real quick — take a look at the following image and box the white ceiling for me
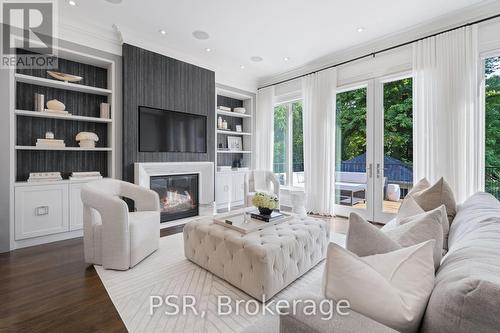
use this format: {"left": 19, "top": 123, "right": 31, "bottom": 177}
{"left": 60, "top": 0, "right": 490, "bottom": 89}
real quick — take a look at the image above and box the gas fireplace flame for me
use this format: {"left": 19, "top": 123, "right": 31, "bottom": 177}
{"left": 160, "top": 189, "right": 195, "bottom": 212}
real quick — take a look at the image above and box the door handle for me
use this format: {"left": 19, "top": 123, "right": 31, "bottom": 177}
{"left": 376, "top": 163, "right": 381, "bottom": 178}
{"left": 368, "top": 164, "right": 373, "bottom": 178}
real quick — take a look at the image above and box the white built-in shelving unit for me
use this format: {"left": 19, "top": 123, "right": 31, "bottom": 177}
{"left": 9, "top": 44, "right": 116, "bottom": 250}
{"left": 214, "top": 87, "right": 255, "bottom": 210}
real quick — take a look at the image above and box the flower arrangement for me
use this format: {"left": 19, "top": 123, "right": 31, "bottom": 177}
{"left": 252, "top": 192, "right": 279, "bottom": 215}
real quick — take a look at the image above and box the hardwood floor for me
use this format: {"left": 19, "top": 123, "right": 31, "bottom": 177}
{"left": 1, "top": 218, "right": 357, "bottom": 332}
{"left": 0, "top": 225, "right": 184, "bottom": 333}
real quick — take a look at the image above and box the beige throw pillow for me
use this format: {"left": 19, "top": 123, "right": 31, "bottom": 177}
{"left": 407, "top": 178, "right": 431, "bottom": 196}
{"left": 411, "top": 177, "right": 457, "bottom": 224}
{"left": 322, "top": 241, "right": 436, "bottom": 333}
{"left": 347, "top": 207, "right": 445, "bottom": 269}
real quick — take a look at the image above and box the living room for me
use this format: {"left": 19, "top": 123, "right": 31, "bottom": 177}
{"left": 1, "top": 0, "right": 500, "bottom": 332}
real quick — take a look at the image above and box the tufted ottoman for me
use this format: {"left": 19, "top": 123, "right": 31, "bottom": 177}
{"left": 183, "top": 214, "right": 329, "bottom": 300}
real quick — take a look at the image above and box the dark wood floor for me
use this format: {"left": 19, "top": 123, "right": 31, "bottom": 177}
{"left": 0, "top": 225, "right": 184, "bottom": 332}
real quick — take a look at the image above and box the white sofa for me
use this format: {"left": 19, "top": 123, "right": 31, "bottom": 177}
{"left": 81, "top": 179, "right": 160, "bottom": 270}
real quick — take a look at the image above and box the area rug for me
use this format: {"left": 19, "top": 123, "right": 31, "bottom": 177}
{"left": 95, "top": 231, "right": 346, "bottom": 333}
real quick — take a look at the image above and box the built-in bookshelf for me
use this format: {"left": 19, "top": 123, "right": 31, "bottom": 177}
{"left": 9, "top": 46, "right": 116, "bottom": 250}
{"left": 215, "top": 87, "right": 254, "bottom": 172}
{"left": 12, "top": 48, "right": 115, "bottom": 181}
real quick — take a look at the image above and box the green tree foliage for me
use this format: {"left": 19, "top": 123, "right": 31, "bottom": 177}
{"left": 383, "top": 79, "right": 413, "bottom": 166}
{"left": 273, "top": 101, "right": 305, "bottom": 174}
{"left": 273, "top": 104, "right": 287, "bottom": 173}
{"left": 335, "top": 80, "right": 413, "bottom": 167}
{"left": 336, "top": 88, "right": 367, "bottom": 162}
{"left": 485, "top": 56, "right": 500, "bottom": 168}
{"left": 292, "top": 101, "right": 304, "bottom": 171}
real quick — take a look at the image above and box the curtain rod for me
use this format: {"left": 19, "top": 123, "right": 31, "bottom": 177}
{"left": 258, "top": 12, "right": 500, "bottom": 90}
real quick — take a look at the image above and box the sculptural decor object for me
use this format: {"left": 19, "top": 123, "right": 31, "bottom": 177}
{"left": 46, "top": 99, "right": 65, "bottom": 111}
{"left": 47, "top": 70, "right": 83, "bottom": 83}
{"left": 76, "top": 132, "right": 99, "bottom": 148}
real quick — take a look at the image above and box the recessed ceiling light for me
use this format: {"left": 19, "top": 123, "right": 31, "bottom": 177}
{"left": 159, "top": 29, "right": 167, "bottom": 35}
{"left": 68, "top": 0, "right": 77, "bottom": 6}
{"left": 192, "top": 30, "right": 210, "bottom": 40}
{"left": 205, "top": 48, "right": 212, "bottom": 52}
{"left": 250, "top": 56, "right": 263, "bottom": 62}
{"left": 283, "top": 57, "right": 289, "bottom": 61}
{"left": 357, "top": 27, "right": 365, "bottom": 33}
{"left": 104, "top": 0, "right": 123, "bottom": 3}
{"left": 240, "top": 65, "right": 245, "bottom": 69}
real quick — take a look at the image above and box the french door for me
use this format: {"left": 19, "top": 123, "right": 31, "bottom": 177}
{"left": 334, "top": 74, "right": 414, "bottom": 223}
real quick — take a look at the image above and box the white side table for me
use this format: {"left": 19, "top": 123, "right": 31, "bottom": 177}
{"left": 290, "top": 190, "right": 307, "bottom": 217}
{"left": 387, "top": 184, "right": 401, "bottom": 202}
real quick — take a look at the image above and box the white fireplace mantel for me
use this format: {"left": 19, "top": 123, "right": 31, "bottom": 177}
{"left": 134, "top": 162, "right": 214, "bottom": 204}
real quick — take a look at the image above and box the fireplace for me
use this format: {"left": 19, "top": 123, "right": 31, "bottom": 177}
{"left": 150, "top": 173, "right": 199, "bottom": 222}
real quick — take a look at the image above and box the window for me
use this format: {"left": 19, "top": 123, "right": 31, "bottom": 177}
{"left": 273, "top": 101, "right": 304, "bottom": 187}
{"left": 485, "top": 56, "right": 500, "bottom": 200}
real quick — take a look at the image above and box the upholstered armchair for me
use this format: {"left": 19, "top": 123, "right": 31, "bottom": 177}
{"left": 81, "top": 179, "right": 160, "bottom": 270}
{"left": 244, "top": 170, "right": 280, "bottom": 206}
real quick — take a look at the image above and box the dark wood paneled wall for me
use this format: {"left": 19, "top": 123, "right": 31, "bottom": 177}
{"left": 16, "top": 49, "right": 108, "bottom": 89}
{"left": 216, "top": 95, "right": 245, "bottom": 167}
{"left": 122, "top": 44, "right": 215, "bottom": 183}
{"left": 15, "top": 51, "right": 109, "bottom": 181}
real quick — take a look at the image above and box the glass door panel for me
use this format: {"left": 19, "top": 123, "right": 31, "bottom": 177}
{"left": 381, "top": 78, "right": 413, "bottom": 214}
{"left": 485, "top": 56, "right": 500, "bottom": 200}
{"left": 292, "top": 101, "right": 305, "bottom": 187}
{"left": 335, "top": 85, "right": 371, "bottom": 219}
{"left": 273, "top": 104, "right": 288, "bottom": 185}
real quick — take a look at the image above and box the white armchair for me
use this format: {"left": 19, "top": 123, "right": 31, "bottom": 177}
{"left": 81, "top": 179, "right": 160, "bottom": 270}
{"left": 244, "top": 170, "right": 280, "bottom": 206}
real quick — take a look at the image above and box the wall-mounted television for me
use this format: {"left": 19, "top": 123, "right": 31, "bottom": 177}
{"left": 138, "top": 106, "right": 207, "bottom": 153}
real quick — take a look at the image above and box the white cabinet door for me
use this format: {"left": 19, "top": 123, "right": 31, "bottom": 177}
{"left": 231, "top": 172, "right": 245, "bottom": 203}
{"left": 69, "top": 183, "right": 84, "bottom": 231}
{"left": 215, "top": 173, "right": 232, "bottom": 206}
{"left": 15, "top": 184, "right": 69, "bottom": 240}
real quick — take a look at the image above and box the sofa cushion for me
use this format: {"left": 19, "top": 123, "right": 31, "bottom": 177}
{"left": 347, "top": 208, "right": 445, "bottom": 269}
{"left": 421, "top": 192, "right": 500, "bottom": 333}
{"left": 412, "top": 177, "right": 457, "bottom": 225}
{"left": 407, "top": 178, "right": 431, "bottom": 196}
{"left": 322, "top": 241, "right": 435, "bottom": 333}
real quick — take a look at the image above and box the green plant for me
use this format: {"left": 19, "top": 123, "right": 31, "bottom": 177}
{"left": 252, "top": 192, "right": 279, "bottom": 209}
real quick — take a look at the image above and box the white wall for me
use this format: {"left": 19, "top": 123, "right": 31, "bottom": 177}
{"left": 272, "top": 17, "right": 500, "bottom": 101}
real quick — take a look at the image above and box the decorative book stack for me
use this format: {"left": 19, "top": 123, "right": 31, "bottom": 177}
{"left": 69, "top": 171, "right": 102, "bottom": 181}
{"left": 43, "top": 109, "right": 71, "bottom": 116}
{"left": 218, "top": 106, "right": 231, "bottom": 112}
{"left": 28, "top": 172, "right": 63, "bottom": 182}
{"left": 36, "top": 138, "right": 66, "bottom": 148}
{"left": 250, "top": 210, "right": 285, "bottom": 222}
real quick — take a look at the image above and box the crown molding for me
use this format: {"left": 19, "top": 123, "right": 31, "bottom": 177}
{"left": 258, "top": 0, "right": 500, "bottom": 87}
{"left": 58, "top": 18, "right": 258, "bottom": 92}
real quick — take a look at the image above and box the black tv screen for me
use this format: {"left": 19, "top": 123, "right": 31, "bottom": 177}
{"left": 138, "top": 106, "right": 207, "bottom": 153}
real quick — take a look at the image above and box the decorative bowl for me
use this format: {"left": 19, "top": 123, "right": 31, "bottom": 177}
{"left": 47, "top": 70, "right": 83, "bottom": 83}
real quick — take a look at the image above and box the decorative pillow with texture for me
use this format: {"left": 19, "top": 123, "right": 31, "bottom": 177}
{"left": 347, "top": 207, "right": 445, "bottom": 269}
{"left": 407, "top": 178, "right": 431, "bottom": 196}
{"left": 322, "top": 241, "right": 436, "bottom": 333}
{"left": 383, "top": 191, "right": 426, "bottom": 231}
{"left": 411, "top": 177, "right": 457, "bottom": 224}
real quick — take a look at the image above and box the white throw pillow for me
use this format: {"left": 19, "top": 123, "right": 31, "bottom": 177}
{"left": 347, "top": 207, "right": 445, "bottom": 270}
{"left": 322, "top": 241, "right": 435, "bottom": 333}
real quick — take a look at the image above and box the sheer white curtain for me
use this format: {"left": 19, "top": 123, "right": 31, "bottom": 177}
{"left": 413, "top": 25, "right": 482, "bottom": 203}
{"left": 302, "top": 68, "right": 337, "bottom": 215}
{"left": 255, "top": 86, "right": 275, "bottom": 170}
